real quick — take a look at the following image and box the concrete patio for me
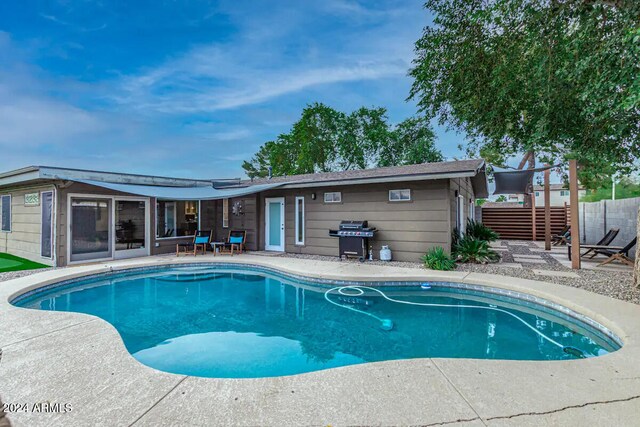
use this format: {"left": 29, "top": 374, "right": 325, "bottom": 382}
{"left": 1, "top": 254, "right": 640, "bottom": 426}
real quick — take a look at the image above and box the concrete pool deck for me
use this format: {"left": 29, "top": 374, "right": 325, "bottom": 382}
{"left": 1, "top": 254, "right": 640, "bottom": 426}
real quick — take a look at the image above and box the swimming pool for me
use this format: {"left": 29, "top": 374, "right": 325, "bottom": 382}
{"left": 12, "top": 264, "right": 621, "bottom": 378}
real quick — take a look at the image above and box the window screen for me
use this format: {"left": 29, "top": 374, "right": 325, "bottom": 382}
{"left": 41, "top": 192, "right": 53, "bottom": 258}
{"left": 1, "top": 195, "right": 10, "bottom": 232}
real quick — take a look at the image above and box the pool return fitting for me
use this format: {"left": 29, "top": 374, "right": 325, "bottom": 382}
{"left": 324, "top": 285, "right": 587, "bottom": 358}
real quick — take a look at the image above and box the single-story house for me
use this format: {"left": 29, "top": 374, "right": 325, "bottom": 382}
{"left": 0, "top": 159, "right": 488, "bottom": 266}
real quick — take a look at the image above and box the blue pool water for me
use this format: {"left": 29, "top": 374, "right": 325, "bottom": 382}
{"left": 13, "top": 265, "right": 620, "bottom": 378}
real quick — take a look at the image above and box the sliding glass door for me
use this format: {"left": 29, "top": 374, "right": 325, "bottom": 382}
{"left": 114, "top": 200, "right": 147, "bottom": 259}
{"left": 69, "top": 196, "right": 149, "bottom": 263}
{"left": 70, "top": 198, "right": 112, "bottom": 262}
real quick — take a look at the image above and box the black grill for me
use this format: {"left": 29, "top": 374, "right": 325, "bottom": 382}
{"left": 329, "top": 220, "right": 377, "bottom": 261}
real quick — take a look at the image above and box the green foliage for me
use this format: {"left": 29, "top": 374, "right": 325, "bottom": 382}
{"left": 465, "top": 219, "right": 499, "bottom": 242}
{"left": 453, "top": 237, "right": 500, "bottom": 264}
{"left": 495, "top": 195, "right": 507, "bottom": 202}
{"left": 475, "top": 198, "right": 488, "bottom": 207}
{"left": 580, "top": 176, "right": 640, "bottom": 202}
{"left": 378, "top": 116, "right": 443, "bottom": 167}
{"left": 422, "top": 246, "right": 456, "bottom": 271}
{"left": 242, "top": 103, "right": 443, "bottom": 178}
{"left": 409, "top": 0, "right": 640, "bottom": 189}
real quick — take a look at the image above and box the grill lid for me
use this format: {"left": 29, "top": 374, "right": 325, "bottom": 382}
{"left": 339, "top": 220, "right": 368, "bottom": 230}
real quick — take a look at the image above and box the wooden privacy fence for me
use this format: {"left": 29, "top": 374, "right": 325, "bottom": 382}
{"left": 481, "top": 206, "right": 569, "bottom": 240}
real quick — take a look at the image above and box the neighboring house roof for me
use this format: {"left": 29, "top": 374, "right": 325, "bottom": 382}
{"left": 0, "top": 159, "right": 489, "bottom": 199}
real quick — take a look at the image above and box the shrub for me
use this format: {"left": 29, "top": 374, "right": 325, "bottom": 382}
{"left": 465, "top": 219, "right": 499, "bottom": 242}
{"left": 422, "top": 247, "right": 456, "bottom": 271}
{"left": 454, "top": 236, "right": 500, "bottom": 264}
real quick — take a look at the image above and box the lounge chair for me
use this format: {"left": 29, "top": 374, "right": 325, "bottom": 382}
{"left": 552, "top": 226, "right": 570, "bottom": 246}
{"left": 594, "top": 237, "right": 637, "bottom": 266}
{"left": 567, "top": 228, "right": 620, "bottom": 260}
{"left": 176, "top": 230, "right": 212, "bottom": 256}
{"left": 219, "top": 230, "right": 247, "bottom": 255}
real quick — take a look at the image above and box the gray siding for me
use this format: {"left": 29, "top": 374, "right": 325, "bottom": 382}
{"left": 214, "top": 195, "right": 259, "bottom": 251}
{"left": 0, "top": 184, "right": 56, "bottom": 266}
{"left": 259, "top": 180, "right": 452, "bottom": 262}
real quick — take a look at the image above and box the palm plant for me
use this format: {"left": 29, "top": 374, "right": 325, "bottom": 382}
{"left": 453, "top": 236, "right": 500, "bottom": 264}
{"left": 465, "top": 219, "right": 499, "bottom": 242}
{"left": 422, "top": 246, "right": 456, "bottom": 271}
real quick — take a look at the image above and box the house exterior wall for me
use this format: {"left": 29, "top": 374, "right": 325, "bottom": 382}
{"left": 0, "top": 184, "right": 57, "bottom": 266}
{"left": 257, "top": 179, "right": 455, "bottom": 262}
{"left": 213, "top": 194, "right": 259, "bottom": 250}
{"left": 450, "top": 177, "right": 475, "bottom": 234}
{"left": 1, "top": 176, "right": 479, "bottom": 266}
{"left": 534, "top": 189, "right": 587, "bottom": 206}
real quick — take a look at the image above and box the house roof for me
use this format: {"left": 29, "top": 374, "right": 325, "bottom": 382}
{"left": 247, "top": 159, "right": 488, "bottom": 196}
{"left": 250, "top": 159, "right": 484, "bottom": 185}
{"left": 0, "top": 166, "right": 238, "bottom": 188}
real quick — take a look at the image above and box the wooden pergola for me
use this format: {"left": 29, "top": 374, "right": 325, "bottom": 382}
{"left": 492, "top": 154, "right": 581, "bottom": 269}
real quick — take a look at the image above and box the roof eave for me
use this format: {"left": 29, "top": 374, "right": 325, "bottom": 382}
{"left": 277, "top": 170, "right": 479, "bottom": 189}
{"left": 0, "top": 167, "right": 43, "bottom": 188}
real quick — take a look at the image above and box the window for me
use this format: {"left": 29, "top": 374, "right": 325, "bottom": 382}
{"left": 535, "top": 192, "right": 540, "bottom": 197}
{"left": 295, "top": 196, "right": 304, "bottom": 245}
{"left": 156, "top": 200, "right": 199, "bottom": 238}
{"left": 560, "top": 190, "right": 569, "bottom": 196}
{"left": 389, "top": 189, "right": 411, "bottom": 202}
{"left": 222, "top": 198, "right": 229, "bottom": 228}
{"left": 41, "top": 191, "right": 53, "bottom": 258}
{"left": 1, "top": 195, "right": 10, "bottom": 232}
{"left": 324, "top": 192, "right": 341, "bottom": 203}
{"left": 456, "top": 193, "right": 464, "bottom": 238}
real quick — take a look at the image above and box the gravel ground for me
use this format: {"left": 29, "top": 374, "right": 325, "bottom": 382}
{"left": 0, "top": 268, "right": 55, "bottom": 283}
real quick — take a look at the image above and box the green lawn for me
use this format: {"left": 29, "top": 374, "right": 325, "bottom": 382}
{"left": 0, "top": 253, "right": 49, "bottom": 273}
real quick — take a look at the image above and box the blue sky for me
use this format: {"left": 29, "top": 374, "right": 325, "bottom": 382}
{"left": 0, "top": 0, "right": 468, "bottom": 179}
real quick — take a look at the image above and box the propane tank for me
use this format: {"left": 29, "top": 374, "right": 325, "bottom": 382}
{"left": 379, "top": 245, "right": 392, "bottom": 261}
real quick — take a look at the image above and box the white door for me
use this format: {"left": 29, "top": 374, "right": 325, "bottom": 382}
{"left": 265, "top": 197, "right": 285, "bottom": 251}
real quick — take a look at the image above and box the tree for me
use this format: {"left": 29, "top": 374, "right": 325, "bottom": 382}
{"left": 495, "top": 195, "right": 508, "bottom": 202}
{"left": 580, "top": 176, "right": 640, "bottom": 202}
{"left": 242, "top": 103, "right": 444, "bottom": 177}
{"left": 409, "top": 0, "right": 640, "bottom": 189}
{"left": 379, "top": 116, "right": 443, "bottom": 167}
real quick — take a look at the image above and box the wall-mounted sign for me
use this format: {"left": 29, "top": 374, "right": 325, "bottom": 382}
{"left": 24, "top": 193, "right": 40, "bottom": 206}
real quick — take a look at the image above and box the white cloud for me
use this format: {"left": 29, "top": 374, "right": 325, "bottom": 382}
{"left": 0, "top": 94, "right": 103, "bottom": 148}
{"left": 109, "top": 1, "right": 422, "bottom": 115}
{"left": 115, "top": 56, "right": 407, "bottom": 114}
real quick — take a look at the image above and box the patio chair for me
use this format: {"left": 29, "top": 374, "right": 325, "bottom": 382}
{"left": 594, "top": 237, "right": 637, "bottom": 267}
{"left": 176, "top": 230, "right": 212, "bottom": 256}
{"left": 551, "top": 225, "right": 570, "bottom": 246}
{"left": 567, "top": 228, "right": 620, "bottom": 260}
{"left": 219, "top": 230, "right": 247, "bottom": 255}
